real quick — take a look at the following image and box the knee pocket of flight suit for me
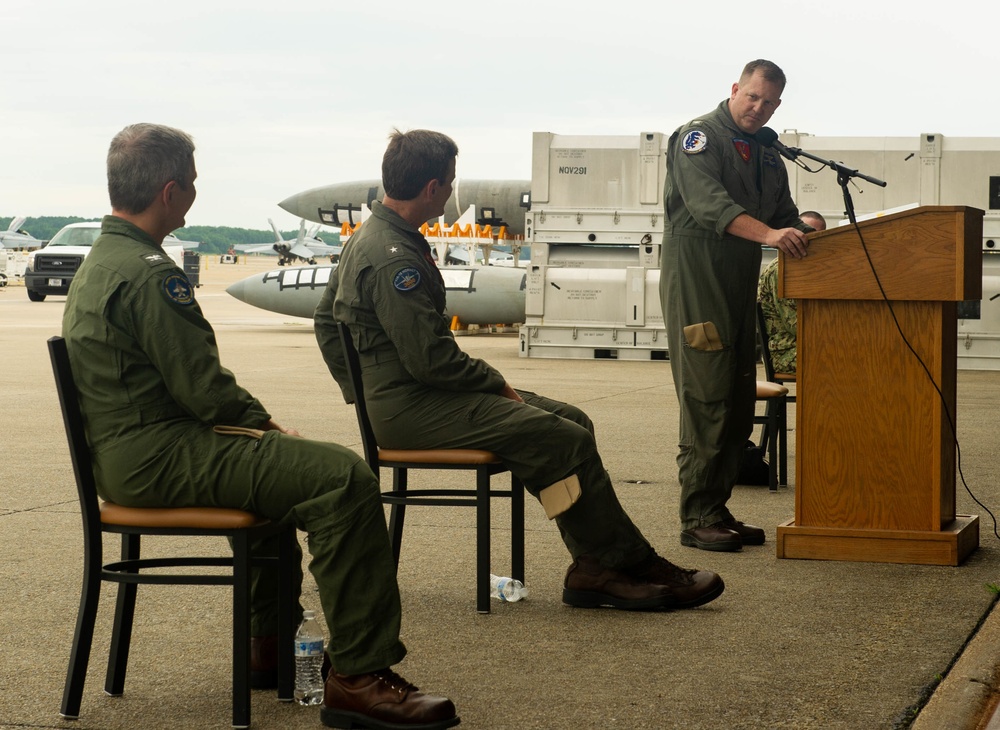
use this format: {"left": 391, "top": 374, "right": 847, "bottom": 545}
{"left": 680, "top": 321, "right": 735, "bottom": 404}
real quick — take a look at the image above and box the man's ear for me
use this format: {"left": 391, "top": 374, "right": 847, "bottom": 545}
{"left": 161, "top": 180, "right": 178, "bottom": 206}
{"left": 423, "top": 177, "right": 440, "bottom": 200}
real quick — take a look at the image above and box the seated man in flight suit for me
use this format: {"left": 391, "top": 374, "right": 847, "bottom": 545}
{"left": 314, "top": 128, "right": 726, "bottom": 611}
{"left": 63, "top": 122, "right": 459, "bottom": 730}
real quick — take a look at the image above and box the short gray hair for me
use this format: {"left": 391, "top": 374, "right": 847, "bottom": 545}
{"left": 107, "top": 123, "right": 195, "bottom": 214}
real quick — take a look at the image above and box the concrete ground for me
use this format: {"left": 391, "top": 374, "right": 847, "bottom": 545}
{"left": 1, "top": 255, "right": 999, "bottom": 730}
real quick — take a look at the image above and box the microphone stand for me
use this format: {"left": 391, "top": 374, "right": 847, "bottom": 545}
{"left": 779, "top": 146, "right": 887, "bottom": 225}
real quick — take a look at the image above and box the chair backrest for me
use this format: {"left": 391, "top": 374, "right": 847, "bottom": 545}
{"left": 336, "top": 322, "right": 380, "bottom": 470}
{"left": 48, "top": 336, "right": 103, "bottom": 546}
{"left": 755, "top": 301, "right": 779, "bottom": 382}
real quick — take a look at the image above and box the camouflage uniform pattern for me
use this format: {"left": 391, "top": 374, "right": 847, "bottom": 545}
{"left": 757, "top": 257, "right": 797, "bottom": 374}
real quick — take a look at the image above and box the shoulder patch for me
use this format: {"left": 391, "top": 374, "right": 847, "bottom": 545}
{"left": 162, "top": 273, "right": 195, "bottom": 305}
{"left": 392, "top": 267, "right": 421, "bottom": 292}
{"left": 682, "top": 130, "right": 708, "bottom": 154}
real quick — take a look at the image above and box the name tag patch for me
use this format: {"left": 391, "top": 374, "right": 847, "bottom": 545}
{"left": 733, "top": 139, "right": 751, "bottom": 162}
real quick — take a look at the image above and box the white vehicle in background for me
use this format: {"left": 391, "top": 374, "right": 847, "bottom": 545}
{"left": 24, "top": 222, "right": 198, "bottom": 301}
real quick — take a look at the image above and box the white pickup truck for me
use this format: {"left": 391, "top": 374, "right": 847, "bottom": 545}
{"left": 24, "top": 222, "right": 196, "bottom": 301}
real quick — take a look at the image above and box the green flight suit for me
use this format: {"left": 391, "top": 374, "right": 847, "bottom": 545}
{"left": 314, "top": 202, "right": 651, "bottom": 569}
{"left": 660, "top": 101, "right": 806, "bottom": 529}
{"left": 62, "top": 216, "right": 404, "bottom": 674}
{"left": 758, "top": 258, "right": 798, "bottom": 374}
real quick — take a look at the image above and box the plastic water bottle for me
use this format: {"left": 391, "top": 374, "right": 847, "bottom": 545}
{"left": 490, "top": 574, "right": 528, "bottom": 602}
{"left": 294, "top": 610, "right": 325, "bottom": 706}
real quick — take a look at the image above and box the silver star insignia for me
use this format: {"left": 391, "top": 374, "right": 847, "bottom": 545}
{"left": 389, "top": 246, "right": 398, "bottom": 253}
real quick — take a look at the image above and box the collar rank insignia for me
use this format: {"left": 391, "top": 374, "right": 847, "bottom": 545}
{"left": 393, "top": 266, "right": 421, "bottom": 292}
{"left": 733, "top": 139, "right": 751, "bottom": 163}
{"left": 682, "top": 130, "right": 708, "bottom": 154}
{"left": 163, "top": 273, "right": 194, "bottom": 305}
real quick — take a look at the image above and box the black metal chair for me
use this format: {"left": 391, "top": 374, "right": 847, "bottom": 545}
{"left": 755, "top": 303, "right": 792, "bottom": 490}
{"left": 336, "top": 322, "right": 525, "bottom": 613}
{"left": 49, "top": 336, "right": 296, "bottom": 729}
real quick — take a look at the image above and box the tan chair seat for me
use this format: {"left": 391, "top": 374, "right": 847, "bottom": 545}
{"left": 377, "top": 448, "right": 503, "bottom": 465}
{"left": 756, "top": 381, "right": 789, "bottom": 399}
{"left": 100, "top": 502, "right": 270, "bottom": 530}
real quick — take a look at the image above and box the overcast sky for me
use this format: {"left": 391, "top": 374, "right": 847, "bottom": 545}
{"left": 3, "top": 0, "right": 997, "bottom": 231}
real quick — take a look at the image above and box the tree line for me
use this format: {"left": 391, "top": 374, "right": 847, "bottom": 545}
{"left": 0, "top": 216, "right": 340, "bottom": 255}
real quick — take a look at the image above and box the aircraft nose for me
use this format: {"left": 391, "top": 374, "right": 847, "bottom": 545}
{"left": 226, "top": 279, "right": 248, "bottom": 303}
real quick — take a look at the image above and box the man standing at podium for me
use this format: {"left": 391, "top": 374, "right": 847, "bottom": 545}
{"left": 660, "top": 59, "right": 812, "bottom": 552}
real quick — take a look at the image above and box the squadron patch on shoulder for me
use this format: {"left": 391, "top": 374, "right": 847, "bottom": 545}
{"left": 682, "top": 130, "right": 708, "bottom": 154}
{"left": 763, "top": 151, "right": 779, "bottom": 168}
{"left": 392, "top": 267, "right": 421, "bottom": 292}
{"left": 162, "top": 273, "right": 194, "bottom": 305}
{"left": 732, "top": 138, "right": 752, "bottom": 162}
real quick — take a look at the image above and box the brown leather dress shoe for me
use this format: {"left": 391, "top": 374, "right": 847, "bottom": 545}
{"left": 680, "top": 523, "right": 742, "bottom": 552}
{"left": 721, "top": 517, "right": 766, "bottom": 545}
{"left": 626, "top": 553, "right": 725, "bottom": 609}
{"left": 320, "top": 668, "right": 459, "bottom": 729}
{"left": 564, "top": 555, "right": 685, "bottom": 610}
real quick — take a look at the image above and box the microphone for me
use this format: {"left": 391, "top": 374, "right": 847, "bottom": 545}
{"left": 756, "top": 127, "right": 799, "bottom": 162}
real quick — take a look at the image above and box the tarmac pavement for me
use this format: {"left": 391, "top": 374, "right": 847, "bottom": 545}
{"left": 1, "top": 255, "right": 999, "bottom": 729}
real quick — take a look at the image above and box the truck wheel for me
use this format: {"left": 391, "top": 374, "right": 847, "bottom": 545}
{"left": 27, "top": 289, "right": 46, "bottom": 302}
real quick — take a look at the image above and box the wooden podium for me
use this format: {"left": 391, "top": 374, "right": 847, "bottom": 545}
{"left": 775, "top": 206, "right": 983, "bottom": 566}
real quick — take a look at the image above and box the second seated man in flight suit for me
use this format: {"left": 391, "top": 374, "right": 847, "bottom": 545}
{"left": 315, "top": 128, "right": 725, "bottom": 611}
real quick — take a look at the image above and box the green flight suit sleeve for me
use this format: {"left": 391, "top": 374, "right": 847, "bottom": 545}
{"left": 367, "top": 260, "right": 507, "bottom": 393}
{"left": 125, "top": 264, "right": 271, "bottom": 427}
{"left": 669, "top": 127, "right": 748, "bottom": 237}
{"left": 313, "top": 270, "right": 356, "bottom": 403}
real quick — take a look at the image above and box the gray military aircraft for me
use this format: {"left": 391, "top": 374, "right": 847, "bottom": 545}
{"left": 235, "top": 218, "right": 342, "bottom": 266}
{"left": 278, "top": 179, "right": 532, "bottom": 237}
{"left": 1, "top": 217, "right": 45, "bottom": 249}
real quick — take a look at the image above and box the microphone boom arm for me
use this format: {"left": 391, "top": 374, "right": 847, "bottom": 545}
{"left": 786, "top": 146, "right": 887, "bottom": 188}
{"left": 779, "top": 145, "right": 887, "bottom": 225}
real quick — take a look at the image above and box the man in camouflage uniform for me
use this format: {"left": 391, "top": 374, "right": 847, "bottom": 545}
{"left": 62, "top": 123, "right": 459, "bottom": 730}
{"left": 315, "top": 129, "right": 724, "bottom": 611}
{"left": 660, "top": 60, "right": 811, "bottom": 552}
{"left": 758, "top": 211, "right": 826, "bottom": 374}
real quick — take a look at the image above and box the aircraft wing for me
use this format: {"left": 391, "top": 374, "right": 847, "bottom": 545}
{"left": 234, "top": 243, "right": 282, "bottom": 254}
{"left": 443, "top": 246, "right": 471, "bottom": 264}
{"left": 302, "top": 241, "right": 343, "bottom": 257}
